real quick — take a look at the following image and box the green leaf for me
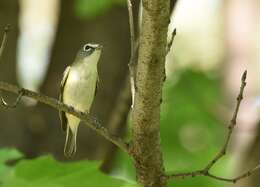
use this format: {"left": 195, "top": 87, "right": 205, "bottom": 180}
{"left": 0, "top": 148, "right": 23, "bottom": 182}
{"left": 111, "top": 152, "right": 136, "bottom": 183}
{"left": 75, "top": 0, "right": 125, "bottom": 19}
{"left": 0, "top": 149, "right": 23, "bottom": 165}
{"left": 1, "top": 153, "right": 136, "bottom": 187}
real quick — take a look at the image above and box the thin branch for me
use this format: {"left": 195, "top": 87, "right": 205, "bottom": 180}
{"left": 166, "top": 70, "right": 260, "bottom": 183}
{"left": 0, "top": 81, "right": 130, "bottom": 154}
{"left": 127, "top": 0, "right": 135, "bottom": 58}
{"left": 101, "top": 0, "right": 136, "bottom": 171}
{"left": 206, "top": 165, "right": 260, "bottom": 183}
{"left": 0, "top": 25, "right": 10, "bottom": 60}
{"left": 127, "top": 0, "right": 137, "bottom": 108}
{"left": 167, "top": 165, "right": 260, "bottom": 183}
{"left": 0, "top": 24, "right": 22, "bottom": 108}
{"left": 204, "top": 70, "right": 247, "bottom": 171}
{"left": 166, "top": 28, "right": 176, "bottom": 54}
{"left": 1, "top": 89, "right": 24, "bottom": 108}
{"left": 164, "top": 29, "right": 177, "bottom": 82}
{"left": 166, "top": 170, "right": 204, "bottom": 179}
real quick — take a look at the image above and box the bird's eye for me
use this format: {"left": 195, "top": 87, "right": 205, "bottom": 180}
{"left": 84, "top": 45, "right": 92, "bottom": 52}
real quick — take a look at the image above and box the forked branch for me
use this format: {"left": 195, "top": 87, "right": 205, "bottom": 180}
{"left": 166, "top": 70, "right": 260, "bottom": 183}
{"left": 0, "top": 81, "right": 130, "bottom": 154}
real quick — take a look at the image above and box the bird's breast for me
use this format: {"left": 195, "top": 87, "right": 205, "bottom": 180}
{"left": 63, "top": 64, "right": 97, "bottom": 112}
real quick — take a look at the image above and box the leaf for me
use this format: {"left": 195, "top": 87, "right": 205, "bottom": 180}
{"left": 75, "top": 0, "right": 125, "bottom": 19}
{"left": 0, "top": 148, "right": 23, "bottom": 182}
{"left": 0, "top": 149, "right": 23, "bottom": 165}
{"left": 111, "top": 152, "right": 136, "bottom": 183}
{"left": 0, "top": 153, "right": 136, "bottom": 187}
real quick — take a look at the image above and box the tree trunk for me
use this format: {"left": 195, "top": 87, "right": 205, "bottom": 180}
{"left": 131, "top": 1, "right": 170, "bottom": 186}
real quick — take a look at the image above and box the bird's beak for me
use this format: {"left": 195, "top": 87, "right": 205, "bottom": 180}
{"left": 96, "top": 45, "right": 103, "bottom": 50}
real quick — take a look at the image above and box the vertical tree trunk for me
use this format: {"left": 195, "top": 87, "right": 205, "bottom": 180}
{"left": 131, "top": 1, "right": 170, "bottom": 186}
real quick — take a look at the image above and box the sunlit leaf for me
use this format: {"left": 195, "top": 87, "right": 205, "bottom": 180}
{"left": 75, "top": 0, "right": 125, "bottom": 19}
{"left": 0, "top": 148, "right": 23, "bottom": 183}
{"left": 0, "top": 151, "right": 136, "bottom": 187}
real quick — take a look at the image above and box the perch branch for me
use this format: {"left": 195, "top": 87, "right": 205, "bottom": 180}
{"left": 0, "top": 25, "right": 129, "bottom": 154}
{"left": 0, "top": 81, "right": 130, "bottom": 154}
{"left": 166, "top": 70, "right": 260, "bottom": 183}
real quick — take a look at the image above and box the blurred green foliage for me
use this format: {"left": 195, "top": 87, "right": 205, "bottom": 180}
{"left": 113, "top": 70, "right": 232, "bottom": 187}
{"left": 0, "top": 149, "right": 136, "bottom": 187}
{"left": 0, "top": 149, "right": 23, "bottom": 184}
{"left": 75, "top": 0, "right": 125, "bottom": 19}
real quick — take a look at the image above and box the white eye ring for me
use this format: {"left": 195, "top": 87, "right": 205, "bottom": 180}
{"left": 84, "top": 45, "right": 92, "bottom": 52}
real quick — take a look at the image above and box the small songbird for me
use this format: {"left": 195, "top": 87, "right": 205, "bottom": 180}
{"left": 59, "top": 43, "right": 102, "bottom": 157}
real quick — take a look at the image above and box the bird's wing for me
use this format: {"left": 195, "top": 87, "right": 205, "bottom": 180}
{"left": 95, "top": 72, "right": 99, "bottom": 96}
{"left": 59, "top": 66, "right": 71, "bottom": 131}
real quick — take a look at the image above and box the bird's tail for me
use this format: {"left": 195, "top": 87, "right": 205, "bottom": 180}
{"left": 64, "top": 124, "right": 78, "bottom": 157}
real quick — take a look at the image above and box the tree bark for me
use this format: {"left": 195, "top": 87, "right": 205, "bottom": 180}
{"left": 131, "top": 1, "right": 170, "bottom": 186}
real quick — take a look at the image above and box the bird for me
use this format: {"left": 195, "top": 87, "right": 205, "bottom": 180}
{"left": 59, "top": 43, "right": 102, "bottom": 157}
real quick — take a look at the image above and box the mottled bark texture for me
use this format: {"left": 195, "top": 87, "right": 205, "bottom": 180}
{"left": 131, "top": 1, "right": 170, "bottom": 186}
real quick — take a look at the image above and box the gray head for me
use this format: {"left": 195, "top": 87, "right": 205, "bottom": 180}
{"left": 75, "top": 43, "right": 102, "bottom": 63}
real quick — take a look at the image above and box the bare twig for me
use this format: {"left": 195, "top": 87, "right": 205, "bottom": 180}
{"left": 127, "top": 0, "right": 137, "bottom": 108}
{"left": 0, "top": 81, "right": 130, "bottom": 154}
{"left": 166, "top": 70, "right": 260, "bottom": 183}
{"left": 127, "top": 0, "right": 135, "bottom": 57}
{"left": 162, "top": 28, "right": 177, "bottom": 83}
{"left": 0, "top": 25, "right": 10, "bottom": 60}
{"left": 100, "top": 0, "right": 137, "bottom": 172}
{"left": 1, "top": 89, "right": 24, "bottom": 108}
{"left": 204, "top": 70, "right": 247, "bottom": 171}
{"left": 166, "top": 170, "right": 204, "bottom": 179}
{"left": 166, "top": 28, "right": 176, "bottom": 54}
{"left": 0, "top": 24, "right": 24, "bottom": 108}
{"left": 100, "top": 0, "right": 136, "bottom": 171}
{"left": 164, "top": 29, "right": 176, "bottom": 82}
{"left": 167, "top": 165, "right": 260, "bottom": 183}
{"left": 206, "top": 165, "right": 260, "bottom": 183}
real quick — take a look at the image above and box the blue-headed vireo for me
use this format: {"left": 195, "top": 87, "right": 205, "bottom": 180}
{"left": 59, "top": 43, "right": 102, "bottom": 157}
